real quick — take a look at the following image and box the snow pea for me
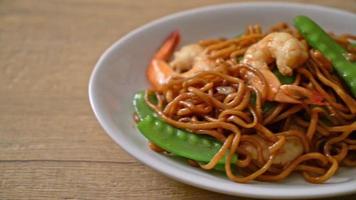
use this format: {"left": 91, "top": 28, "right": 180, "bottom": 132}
{"left": 133, "top": 91, "right": 237, "bottom": 164}
{"left": 137, "top": 114, "right": 237, "bottom": 164}
{"left": 133, "top": 91, "right": 157, "bottom": 120}
{"left": 294, "top": 16, "right": 356, "bottom": 97}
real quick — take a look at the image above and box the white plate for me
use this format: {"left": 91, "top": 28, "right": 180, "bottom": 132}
{"left": 89, "top": 2, "right": 356, "bottom": 199}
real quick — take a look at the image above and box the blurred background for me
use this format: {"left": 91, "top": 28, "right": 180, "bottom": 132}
{"left": 0, "top": 0, "right": 355, "bottom": 199}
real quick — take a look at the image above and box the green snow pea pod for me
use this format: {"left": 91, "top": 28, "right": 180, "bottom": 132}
{"left": 137, "top": 114, "right": 237, "bottom": 164}
{"left": 294, "top": 16, "right": 356, "bottom": 97}
{"left": 133, "top": 91, "right": 237, "bottom": 165}
{"left": 133, "top": 91, "right": 157, "bottom": 120}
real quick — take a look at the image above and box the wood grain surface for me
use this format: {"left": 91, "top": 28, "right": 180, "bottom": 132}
{"left": 0, "top": 0, "right": 355, "bottom": 199}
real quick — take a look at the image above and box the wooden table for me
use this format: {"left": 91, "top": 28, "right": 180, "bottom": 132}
{"left": 0, "top": 0, "right": 355, "bottom": 199}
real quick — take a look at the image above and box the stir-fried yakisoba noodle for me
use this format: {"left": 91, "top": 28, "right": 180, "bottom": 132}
{"left": 134, "top": 16, "right": 356, "bottom": 183}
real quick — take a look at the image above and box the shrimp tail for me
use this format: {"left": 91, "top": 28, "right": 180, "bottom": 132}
{"left": 147, "top": 31, "right": 180, "bottom": 91}
{"left": 153, "top": 31, "right": 180, "bottom": 60}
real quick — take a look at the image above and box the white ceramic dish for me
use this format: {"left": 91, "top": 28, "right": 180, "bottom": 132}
{"left": 89, "top": 2, "right": 356, "bottom": 199}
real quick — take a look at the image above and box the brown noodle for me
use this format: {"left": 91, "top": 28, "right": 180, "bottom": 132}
{"left": 143, "top": 23, "right": 356, "bottom": 183}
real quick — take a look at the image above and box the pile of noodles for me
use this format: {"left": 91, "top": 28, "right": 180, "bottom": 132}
{"left": 144, "top": 23, "right": 356, "bottom": 183}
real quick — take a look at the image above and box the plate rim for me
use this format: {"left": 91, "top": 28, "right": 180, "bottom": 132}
{"left": 89, "top": 2, "right": 356, "bottom": 199}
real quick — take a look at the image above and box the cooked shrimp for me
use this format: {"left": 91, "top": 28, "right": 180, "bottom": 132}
{"left": 170, "top": 44, "right": 204, "bottom": 72}
{"left": 241, "top": 135, "right": 304, "bottom": 165}
{"left": 170, "top": 44, "right": 216, "bottom": 77}
{"left": 146, "top": 31, "right": 180, "bottom": 91}
{"left": 241, "top": 32, "right": 323, "bottom": 104}
{"left": 147, "top": 32, "right": 216, "bottom": 91}
{"left": 243, "top": 32, "right": 308, "bottom": 76}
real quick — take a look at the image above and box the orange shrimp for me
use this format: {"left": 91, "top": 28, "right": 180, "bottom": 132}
{"left": 146, "top": 31, "right": 180, "bottom": 91}
{"left": 146, "top": 31, "right": 216, "bottom": 91}
{"left": 242, "top": 32, "right": 324, "bottom": 104}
